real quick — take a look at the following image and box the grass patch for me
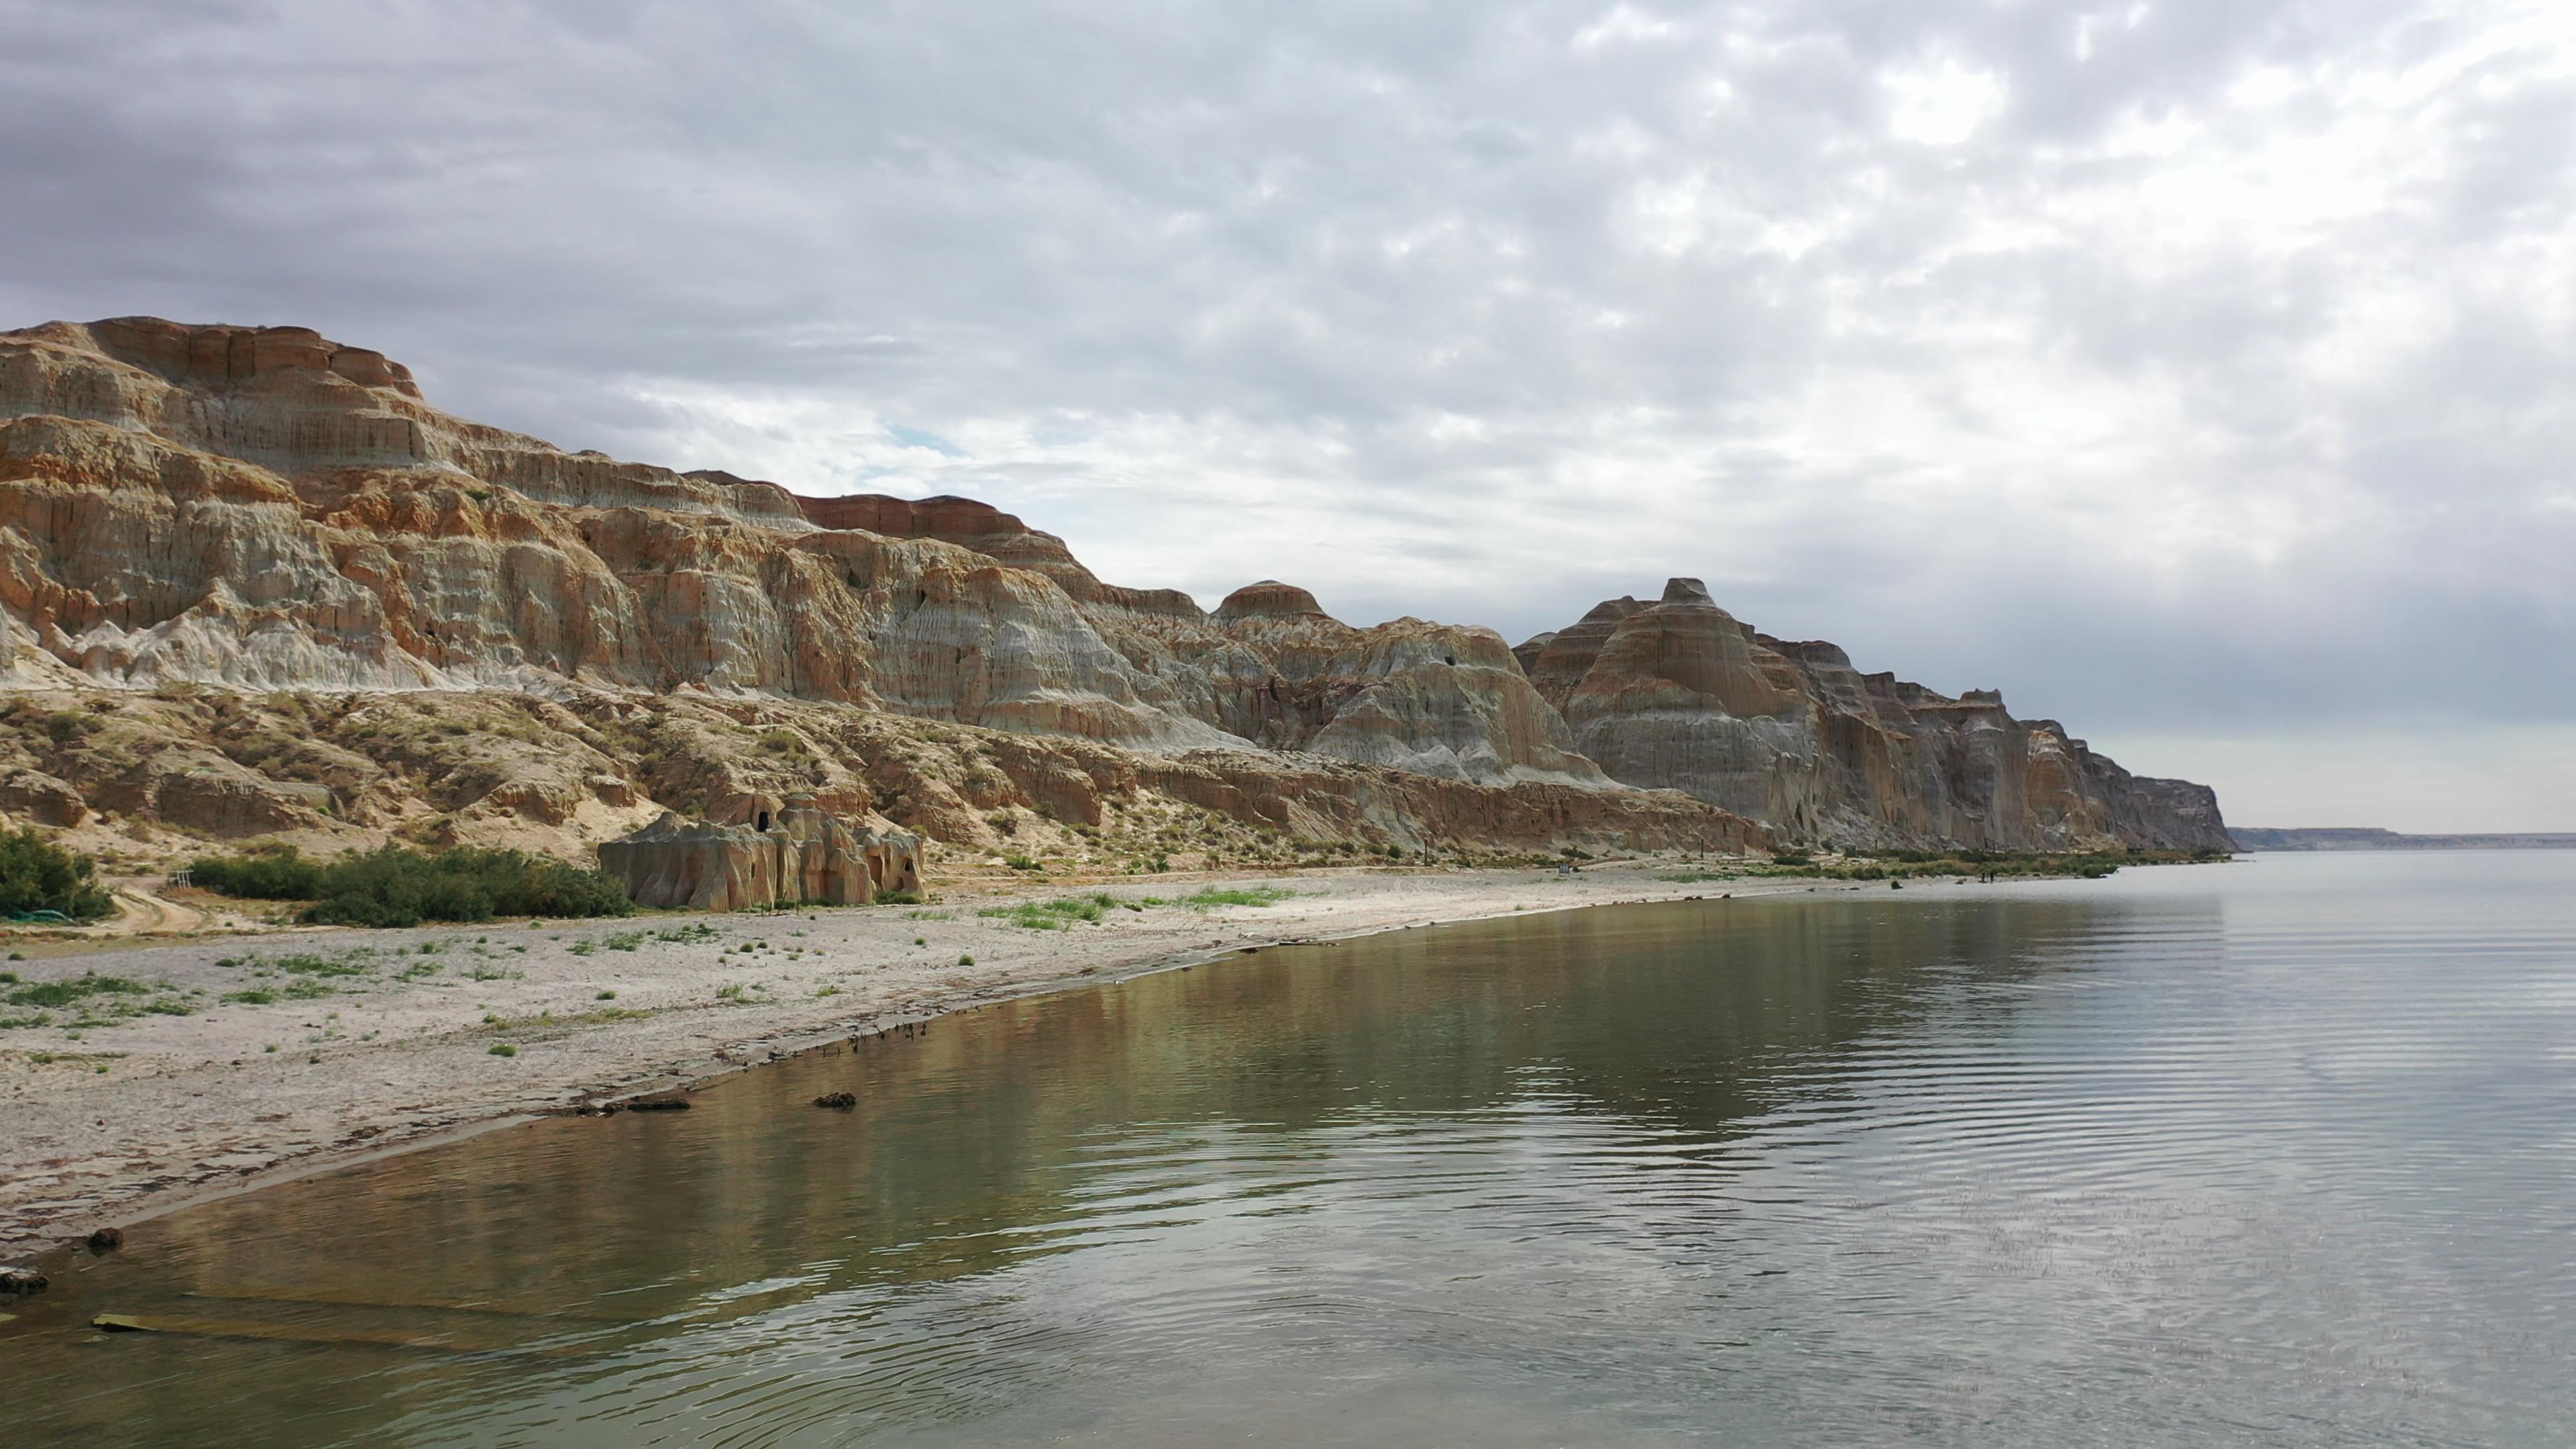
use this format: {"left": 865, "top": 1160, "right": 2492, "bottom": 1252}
{"left": 651, "top": 923, "right": 722, "bottom": 944}
{"left": 1180, "top": 886, "right": 1298, "bottom": 909}
{"left": 488, "top": 1043, "right": 517, "bottom": 1057}
{"left": 6, "top": 974, "right": 150, "bottom": 1009}
{"left": 5, "top": 971, "right": 196, "bottom": 1025}
{"left": 977, "top": 892, "right": 1120, "bottom": 930}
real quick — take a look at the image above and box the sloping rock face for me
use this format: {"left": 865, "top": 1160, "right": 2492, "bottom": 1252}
{"left": 0, "top": 687, "right": 1766, "bottom": 865}
{"left": 767, "top": 495, "right": 1605, "bottom": 791}
{"left": 0, "top": 319, "right": 1236, "bottom": 751}
{"left": 0, "top": 315, "right": 2214, "bottom": 859}
{"left": 600, "top": 794, "right": 921, "bottom": 911}
{"left": 1522, "top": 579, "right": 2232, "bottom": 852}
{"left": 0, "top": 319, "right": 1611, "bottom": 793}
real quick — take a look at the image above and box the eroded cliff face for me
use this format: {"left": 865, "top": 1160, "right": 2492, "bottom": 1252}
{"left": 1520, "top": 579, "right": 2231, "bottom": 852}
{"left": 0, "top": 316, "right": 2219, "bottom": 860}
{"left": 0, "top": 317, "right": 1740, "bottom": 856}
{"left": 0, "top": 319, "right": 1604, "bottom": 788}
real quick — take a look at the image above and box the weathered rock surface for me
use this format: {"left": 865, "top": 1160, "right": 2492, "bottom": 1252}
{"left": 600, "top": 794, "right": 921, "bottom": 911}
{"left": 0, "top": 315, "right": 2217, "bottom": 859}
{"left": 1521, "top": 579, "right": 2232, "bottom": 852}
{"left": 0, "top": 320, "right": 1610, "bottom": 791}
{"left": 0, "top": 686, "right": 1767, "bottom": 871}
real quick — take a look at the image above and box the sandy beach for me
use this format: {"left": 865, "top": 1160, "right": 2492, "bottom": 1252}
{"left": 0, "top": 861, "right": 1914, "bottom": 1258}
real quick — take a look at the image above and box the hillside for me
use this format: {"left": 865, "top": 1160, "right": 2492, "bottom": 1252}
{"left": 0, "top": 317, "right": 2224, "bottom": 863}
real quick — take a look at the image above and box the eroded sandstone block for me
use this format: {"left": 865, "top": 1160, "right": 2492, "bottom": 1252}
{"left": 598, "top": 794, "right": 921, "bottom": 911}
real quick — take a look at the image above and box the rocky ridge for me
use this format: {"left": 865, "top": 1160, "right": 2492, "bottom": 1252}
{"left": 1518, "top": 579, "right": 2229, "bottom": 851}
{"left": 0, "top": 317, "right": 2222, "bottom": 861}
{"left": 0, "top": 318, "right": 1757, "bottom": 861}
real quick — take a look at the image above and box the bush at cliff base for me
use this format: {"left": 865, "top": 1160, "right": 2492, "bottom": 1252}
{"left": 191, "top": 845, "right": 632, "bottom": 927}
{"left": 0, "top": 827, "right": 117, "bottom": 920}
{"left": 187, "top": 846, "right": 323, "bottom": 900}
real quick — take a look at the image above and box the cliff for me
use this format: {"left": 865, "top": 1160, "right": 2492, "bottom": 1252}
{"left": 1519, "top": 579, "right": 2233, "bottom": 852}
{"left": 0, "top": 317, "right": 1759, "bottom": 859}
{"left": 0, "top": 315, "right": 2220, "bottom": 861}
{"left": 2229, "top": 828, "right": 2576, "bottom": 851}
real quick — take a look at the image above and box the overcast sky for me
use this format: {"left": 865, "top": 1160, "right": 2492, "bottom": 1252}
{"left": 5, "top": 1, "right": 2572, "bottom": 830}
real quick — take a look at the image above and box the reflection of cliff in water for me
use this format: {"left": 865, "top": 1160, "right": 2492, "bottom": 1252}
{"left": 15, "top": 892, "right": 2212, "bottom": 1447}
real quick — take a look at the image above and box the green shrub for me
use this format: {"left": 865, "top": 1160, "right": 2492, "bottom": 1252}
{"left": 189, "top": 845, "right": 633, "bottom": 928}
{"left": 1002, "top": 854, "right": 1041, "bottom": 872}
{"left": 0, "top": 828, "right": 116, "bottom": 920}
{"left": 186, "top": 846, "right": 325, "bottom": 900}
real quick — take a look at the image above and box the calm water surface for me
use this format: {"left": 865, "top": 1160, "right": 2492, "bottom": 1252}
{"left": 9, "top": 851, "right": 2573, "bottom": 1446}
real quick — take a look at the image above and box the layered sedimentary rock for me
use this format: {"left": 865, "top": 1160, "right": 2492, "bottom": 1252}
{"left": 0, "top": 315, "right": 2218, "bottom": 859}
{"left": 0, "top": 319, "right": 1610, "bottom": 792}
{"left": 1519, "top": 579, "right": 2231, "bottom": 852}
{"left": 0, "top": 688, "right": 1767, "bottom": 864}
{"left": 0, "top": 319, "right": 1231, "bottom": 750}
{"left": 600, "top": 794, "right": 921, "bottom": 911}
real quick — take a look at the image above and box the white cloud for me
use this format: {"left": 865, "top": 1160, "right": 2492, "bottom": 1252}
{"left": 1882, "top": 58, "right": 2008, "bottom": 146}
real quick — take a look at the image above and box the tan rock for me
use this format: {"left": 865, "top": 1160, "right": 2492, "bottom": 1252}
{"left": 598, "top": 795, "right": 921, "bottom": 911}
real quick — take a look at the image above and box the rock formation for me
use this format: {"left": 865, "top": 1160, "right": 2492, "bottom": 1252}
{"left": 1519, "top": 579, "right": 2231, "bottom": 852}
{"left": 0, "top": 319, "right": 1609, "bottom": 790}
{"left": 0, "top": 314, "right": 2219, "bottom": 861}
{"left": 599, "top": 794, "right": 922, "bottom": 911}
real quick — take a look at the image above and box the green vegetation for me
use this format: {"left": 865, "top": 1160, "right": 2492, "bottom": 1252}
{"left": 1002, "top": 854, "right": 1042, "bottom": 872}
{"left": 1181, "top": 885, "right": 1299, "bottom": 909}
{"left": 978, "top": 892, "right": 1121, "bottom": 930}
{"left": 488, "top": 1043, "right": 517, "bottom": 1057}
{"left": 0, "top": 827, "right": 115, "bottom": 920}
{"left": 186, "top": 846, "right": 324, "bottom": 900}
{"left": 188, "top": 845, "right": 632, "bottom": 927}
{"left": 7, "top": 973, "right": 149, "bottom": 1009}
{"left": 3, "top": 971, "right": 195, "bottom": 1028}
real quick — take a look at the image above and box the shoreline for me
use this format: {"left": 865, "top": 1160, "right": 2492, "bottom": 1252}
{"left": 0, "top": 864, "right": 1957, "bottom": 1260}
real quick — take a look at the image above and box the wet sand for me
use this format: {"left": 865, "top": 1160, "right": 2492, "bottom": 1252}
{"left": 0, "top": 863, "right": 1892, "bottom": 1257}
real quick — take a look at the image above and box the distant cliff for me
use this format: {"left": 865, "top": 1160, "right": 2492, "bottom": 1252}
{"left": 1517, "top": 578, "right": 2232, "bottom": 853}
{"left": 2230, "top": 828, "right": 2576, "bottom": 851}
{"left": 0, "top": 316, "right": 2220, "bottom": 858}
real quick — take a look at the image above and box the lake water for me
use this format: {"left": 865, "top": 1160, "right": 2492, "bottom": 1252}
{"left": 9, "top": 851, "right": 2573, "bottom": 1446}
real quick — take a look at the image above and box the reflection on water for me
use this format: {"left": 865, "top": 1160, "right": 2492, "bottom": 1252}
{"left": 11, "top": 853, "right": 2575, "bottom": 1446}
